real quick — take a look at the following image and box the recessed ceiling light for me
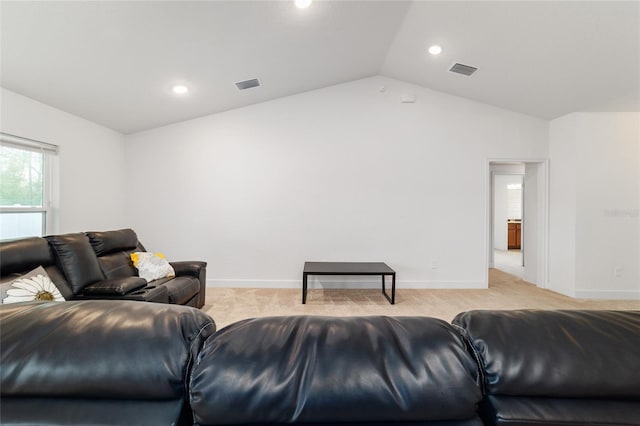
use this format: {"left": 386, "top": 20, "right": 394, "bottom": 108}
{"left": 295, "top": 0, "right": 312, "bottom": 9}
{"left": 428, "top": 45, "right": 442, "bottom": 56}
{"left": 172, "top": 85, "right": 188, "bottom": 95}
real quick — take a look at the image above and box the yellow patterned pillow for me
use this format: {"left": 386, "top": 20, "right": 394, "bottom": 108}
{"left": 131, "top": 252, "right": 176, "bottom": 282}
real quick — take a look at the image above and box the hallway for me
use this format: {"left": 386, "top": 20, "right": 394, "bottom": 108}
{"left": 494, "top": 249, "right": 524, "bottom": 279}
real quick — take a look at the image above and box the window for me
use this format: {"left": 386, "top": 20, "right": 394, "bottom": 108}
{"left": 0, "top": 132, "right": 58, "bottom": 241}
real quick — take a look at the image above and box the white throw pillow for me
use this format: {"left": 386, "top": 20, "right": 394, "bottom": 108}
{"left": 2, "top": 266, "right": 66, "bottom": 304}
{"left": 130, "top": 252, "right": 175, "bottom": 282}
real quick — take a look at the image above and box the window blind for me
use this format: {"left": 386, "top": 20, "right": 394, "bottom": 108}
{"left": 0, "top": 132, "right": 59, "bottom": 155}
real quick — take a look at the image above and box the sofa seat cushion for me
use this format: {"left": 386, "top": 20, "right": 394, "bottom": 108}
{"left": 153, "top": 276, "right": 200, "bottom": 305}
{"left": 190, "top": 316, "right": 482, "bottom": 425}
{"left": 481, "top": 395, "right": 640, "bottom": 426}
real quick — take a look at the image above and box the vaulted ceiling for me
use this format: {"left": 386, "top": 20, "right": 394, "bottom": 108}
{"left": 2, "top": 1, "right": 638, "bottom": 134}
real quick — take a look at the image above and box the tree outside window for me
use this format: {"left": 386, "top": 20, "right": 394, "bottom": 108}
{"left": 0, "top": 134, "right": 56, "bottom": 241}
{"left": 1, "top": 145, "right": 44, "bottom": 208}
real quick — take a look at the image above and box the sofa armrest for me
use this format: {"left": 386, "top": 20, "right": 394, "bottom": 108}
{"left": 170, "top": 261, "right": 207, "bottom": 308}
{"left": 170, "top": 261, "right": 206, "bottom": 277}
{"left": 81, "top": 277, "right": 147, "bottom": 296}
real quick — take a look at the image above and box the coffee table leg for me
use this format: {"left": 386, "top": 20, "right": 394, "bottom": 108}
{"left": 382, "top": 274, "right": 395, "bottom": 305}
{"left": 391, "top": 272, "right": 395, "bottom": 304}
{"left": 302, "top": 273, "right": 308, "bottom": 304}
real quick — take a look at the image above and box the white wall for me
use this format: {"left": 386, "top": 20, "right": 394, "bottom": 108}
{"left": 0, "top": 88, "right": 127, "bottom": 233}
{"left": 549, "top": 115, "right": 578, "bottom": 296}
{"left": 550, "top": 112, "right": 640, "bottom": 299}
{"left": 124, "top": 76, "right": 548, "bottom": 289}
{"left": 523, "top": 162, "right": 544, "bottom": 285}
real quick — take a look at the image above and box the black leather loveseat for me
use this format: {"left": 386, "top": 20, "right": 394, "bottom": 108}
{"left": 1, "top": 301, "right": 638, "bottom": 425}
{"left": 0, "top": 228, "right": 206, "bottom": 307}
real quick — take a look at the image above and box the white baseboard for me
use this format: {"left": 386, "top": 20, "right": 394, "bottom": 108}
{"left": 207, "top": 278, "right": 486, "bottom": 289}
{"left": 392, "top": 280, "right": 486, "bottom": 289}
{"left": 207, "top": 279, "right": 299, "bottom": 288}
{"left": 545, "top": 285, "right": 575, "bottom": 298}
{"left": 574, "top": 289, "right": 640, "bottom": 300}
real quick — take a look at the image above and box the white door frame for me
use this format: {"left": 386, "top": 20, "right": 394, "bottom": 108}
{"left": 485, "top": 159, "right": 549, "bottom": 288}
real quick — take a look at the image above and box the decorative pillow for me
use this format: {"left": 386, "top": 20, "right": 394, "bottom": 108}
{"left": 130, "top": 252, "right": 175, "bottom": 282}
{"left": 2, "top": 266, "right": 66, "bottom": 304}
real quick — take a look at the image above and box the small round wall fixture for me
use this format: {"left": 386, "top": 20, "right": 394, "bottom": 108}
{"left": 295, "top": 0, "right": 312, "bottom": 9}
{"left": 172, "top": 84, "right": 189, "bottom": 95}
{"left": 428, "top": 45, "right": 442, "bottom": 56}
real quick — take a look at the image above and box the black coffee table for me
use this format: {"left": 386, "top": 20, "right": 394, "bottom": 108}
{"left": 302, "top": 262, "right": 396, "bottom": 305}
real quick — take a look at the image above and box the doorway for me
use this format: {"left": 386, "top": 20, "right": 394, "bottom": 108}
{"left": 487, "top": 160, "right": 548, "bottom": 287}
{"left": 493, "top": 171, "right": 524, "bottom": 278}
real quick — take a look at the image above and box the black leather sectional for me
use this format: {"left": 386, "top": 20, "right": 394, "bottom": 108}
{"left": 0, "top": 229, "right": 206, "bottom": 307}
{"left": 1, "top": 301, "right": 638, "bottom": 425}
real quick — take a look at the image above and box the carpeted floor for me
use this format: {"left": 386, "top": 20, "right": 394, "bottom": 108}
{"left": 203, "top": 268, "right": 639, "bottom": 329}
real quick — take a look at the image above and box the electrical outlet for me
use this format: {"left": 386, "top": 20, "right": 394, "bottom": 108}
{"left": 431, "top": 260, "right": 438, "bottom": 269}
{"left": 614, "top": 266, "right": 623, "bottom": 278}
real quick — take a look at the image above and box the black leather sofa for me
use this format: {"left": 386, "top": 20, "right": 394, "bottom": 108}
{"left": 1, "top": 301, "right": 638, "bottom": 425}
{"left": 0, "top": 228, "right": 206, "bottom": 307}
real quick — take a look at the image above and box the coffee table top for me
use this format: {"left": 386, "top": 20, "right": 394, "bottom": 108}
{"left": 303, "top": 262, "right": 395, "bottom": 275}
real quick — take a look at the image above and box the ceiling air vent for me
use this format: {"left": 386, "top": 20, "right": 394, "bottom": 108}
{"left": 449, "top": 63, "right": 478, "bottom": 76}
{"left": 235, "top": 78, "right": 260, "bottom": 90}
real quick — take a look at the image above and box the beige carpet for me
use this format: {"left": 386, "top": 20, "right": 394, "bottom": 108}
{"left": 203, "top": 268, "right": 639, "bottom": 329}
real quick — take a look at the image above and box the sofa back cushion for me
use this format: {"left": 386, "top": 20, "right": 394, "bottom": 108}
{"left": 0, "top": 237, "right": 75, "bottom": 301}
{"left": 453, "top": 310, "right": 640, "bottom": 399}
{"left": 0, "top": 300, "right": 216, "bottom": 424}
{"left": 86, "top": 228, "right": 140, "bottom": 256}
{"left": 190, "top": 316, "right": 482, "bottom": 425}
{"left": 94, "top": 252, "right": 138, "bottom": 280}
{"left": 1, "top": 300, "right": 216, "bottom": 397}
{"left": 0, "top": 237, "right": 54, "bottom": 276}
{"left": 86, "top": 229, "right": 143, "bottom": 279}
{"left": 46, "top": 233, "right": 104, "bottom": 294}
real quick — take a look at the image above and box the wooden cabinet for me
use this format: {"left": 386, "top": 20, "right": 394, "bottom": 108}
{"left": 508, "top": 222, "right": 521, "bottom": 249}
